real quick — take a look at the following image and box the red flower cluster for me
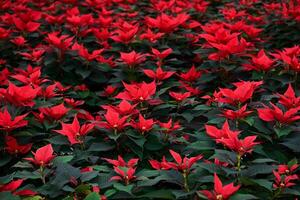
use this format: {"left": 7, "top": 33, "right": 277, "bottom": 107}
{"left": 206, "top": 121, "right": 259, "bottom": 156}
{"left": 201, "top": 173, "right": 240, "bottom": 200}
{"left": 0, "top": 0, "right": 299, "bottom": 199}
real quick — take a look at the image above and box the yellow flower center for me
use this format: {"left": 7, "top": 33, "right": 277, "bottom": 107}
{"left": 216, "top": 194, "right": 223, "bottom": 200}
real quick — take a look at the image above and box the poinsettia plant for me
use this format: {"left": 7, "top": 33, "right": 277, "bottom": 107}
{"left": 0, "top": 0, "right": 300, "bottom": 199}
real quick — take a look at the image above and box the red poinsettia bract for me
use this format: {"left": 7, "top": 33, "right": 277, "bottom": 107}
{"left": 54, "top": 115, "right": 94, "bottom": 145}
{"left": 221, "top": 104, "right": 253, "bottom": 120}
{"left": 0, "top": 179, "right": 37, "bottom": 196}
{"left": 4, "top": 82, "right": 40, "bottom": 107}
{"left": 146, "top": 13, "right": 189, "bottom": 33}
{"left": 115, "top": 81, "right": 156, "bottom": 103}
{"left": 166, "top": 150, "right": 203, "bottom": 173}
{"left": 257, "top": 103, "right": 300, "bottom": 124}
{"left": 103, "top": 156, "right": 138, "bottom": 168}
{"left": 5, "top": 136, "right": 32, "bottom": 155}
{"left": 111, "top": 166, "right": 137, "bottom": 185}
{"left": 24, "top": 144, "right": 55, "bottom": 167}
{"left": 0, "top": 108, "right": 28, "bottom": 132}
{"left": 200, "top": 173, "right": 240, "bottom": 200}
{"left": 216, "top": 81, "right": 262, "bottom": 106}
{"left": 131, "top": 114, "right": 155, "bottom": 134}
{"left": 205, "top": 120, "right": 240, "bottom": 142}
{"left": 96, "top": 108, "right": 129, "bottom": 133}
{"left": 277, "top": 84, "right": 300, "bottom": 109}
{"left": 243, "top": 49, "right": 274, "bottom": 71}
{"left": 105, "top": 155, "right": 138, "bottom": 185}
{"left": 218, "top": 134, "right": 259, "bottom": 156}
{"left": 143, "top": 67, "right": 174, "bottom": 82}
{"left": 39, "top": 103, "right": 70, "bottom": 121}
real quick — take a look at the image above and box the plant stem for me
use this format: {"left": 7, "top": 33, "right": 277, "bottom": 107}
{"left": 163, "top": 133, "right": 169, "bottom": 142}
{"left": 236, "top": 154, "right": 242, "bottom": 184}
{"left": 272, "top": 188, "right": 282, "bottom": 200}
{"left": 235, "top": 119, "right": 239, "bottom": 129}
{"left": 140, "top": 101, "right": 144, "bottom": 110}
{"left": 80, "top": 142, "right": 85, "bottom": 150}
{"left": 236, "top": 154, "right": 241, "bottom": 172}
{"left": 40, "top": 166, "right": 46, "bottom": 184}
{"left": 182, "top": 171, "right": 190, "bottom": 192}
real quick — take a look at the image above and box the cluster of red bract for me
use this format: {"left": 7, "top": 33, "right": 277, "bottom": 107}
{"left": 0, "top": 0, "right": 300, "bottom": 199}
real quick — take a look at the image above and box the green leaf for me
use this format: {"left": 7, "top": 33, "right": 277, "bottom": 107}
{"left": 252, "top": 179, "right": 273, "bottom": 191}
{"left": 214, "top": 149, "right": 237, "bottom": 165}
{"left": 274, "top": 126, "right": 292, "bottom": 138}
{"left": 80, "top": 171, "right": 99, "bottom": 182}
{"left": 144, "top": 134, "right": 163, "bottom": 151}
{"left": 207, "top": 117, "right": 225, "bottom": 125}
{"left": 251, "top": 158, "right": 276, "bottom": 164}
{"left": 241, "top": 164, "right": 275, "bottom": 177}
{"left": 135, "top": 169, "right": 159, "bottom": 178}
{"left": 181, "top": 112, "right": 194, "bottom": 123}
{"left": 84, "top": 192, "right": 101, "bottom": 200}
{"left": 53, "top": 155, "right": 74, "bottom": 164}
{"left": 137, "top": 175, "right": 168, "bottom": 187}
{"left": 62, "top": 185, "right": 74, "bottom": 192}
{"left": 47, "top": 135, "right": 70, "bottom": 145}
{"left": 93, "top": 165, "right": 111, "bottom": 172}
{"left": 23, "top": 196, "right": 44, "bottom": 200}
{"left": 197, "top": 163, "right": 223, "bottom": 175}
{"left": 288, "top": 158, "right": 298, "bottom": 167}
{"left": 98, "top": 63, "right": 112, "bottom": 72}
{"left": 241, "top": 177, "right": 273, "bottom": 191}
{"left": 0, "top": 154, "right": 11, "bottom": 167}
{"left": 78, "top": 91, "right": 90, "bottom": 99}
{"left": 75, "top": 184, "right": 91, "bottom": 193}
{"left": 230, "top": 193, "right": 258, "bottom": 200}
{"left": 128, "top": 134, "right": 146, "bottom": 148}
{"left": 14, "top": 171, "right": 40, "bottom": 179}
{"left": 113, "top": 183, "right": 133, "bottom": 194}
{"left": 50, "top": 163, "right": 81, "bottom": 190}
{"left": 61, "top": 196, "right": 73, "bottom": 200}
{"left": 283, "top": 188, "right": 300, "bottom": 196}
{"left": 253, "top": 119, "right": 272, "bottom": 134}
{"left": 139, "top": 190, "right": 174, "bottom": 199}
{"left": 260, "top": 144, "right": 289, "bottom": 163}
{"left": 75, "top": 68, "right": 92, "bottom": 79}
{"left": 243, "top": 117, "right": 255, "bottom": 126}
{"left": 153, "top": 104, "right": 176, "bottom": 110}
{"left": 172, "top": 190, "right": 195, "bottom": 199}
{"left": 193, "top": 105, "right": 211, "bottom": 111}
{"left": 88, "top": 142, "right": 115, "bottom": 152}
{"left": 0, "top": 174, "right": 13, "bottom": 184}
{"left": 186, "top": 140, "right": 215, "bottom": 151}
{"left": 0, "top": 192, "right": 21, "bottom": 200}
{"left": 156, "top": 87, "right": 172, "bottom": 96}
{"left": 12, "top": 161, "right": 33, "bottom": 169}
{"left": 104, "top": 189, "right": 117, "bottom": 198}
{"left": 281, "top": 134, "right": 300, "bottom": 152}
